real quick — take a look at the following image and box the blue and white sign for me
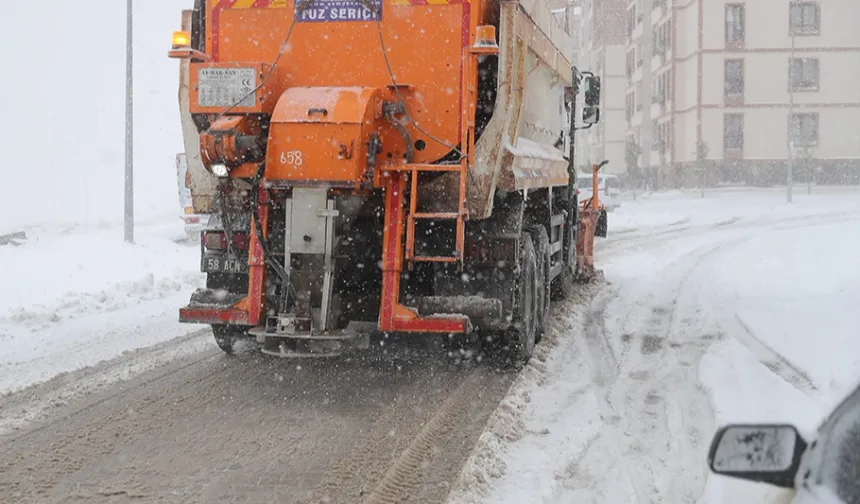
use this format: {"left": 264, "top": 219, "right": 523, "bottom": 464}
{"left": 296, "top": 0, "right": 382, "bottom": 22}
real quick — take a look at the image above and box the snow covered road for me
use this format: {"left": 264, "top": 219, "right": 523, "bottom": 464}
{"left": 448, "top": 187, "right": 860, "bottom": 504}
{"left": 2, "top": 188, "right": 860, "bottom": 504}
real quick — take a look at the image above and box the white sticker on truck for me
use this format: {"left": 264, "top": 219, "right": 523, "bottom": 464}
{"left": 198, "top": 68, "right": 256, "bottom": 108}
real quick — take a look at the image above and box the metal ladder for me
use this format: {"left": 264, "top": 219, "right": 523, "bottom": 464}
{"left": 403, "top": 163, "right": 468, "bottom": 266}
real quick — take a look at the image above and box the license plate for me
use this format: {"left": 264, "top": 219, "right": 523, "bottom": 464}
{"left": 202, "top": 254, "right": 249, "bottom": 274}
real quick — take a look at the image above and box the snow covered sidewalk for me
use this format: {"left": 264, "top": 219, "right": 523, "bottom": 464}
{"left": 447, "top": 187, "right": 860, "bottom": 504}
{"left": 0, "top": 219, "right": 207, "bottom": 394}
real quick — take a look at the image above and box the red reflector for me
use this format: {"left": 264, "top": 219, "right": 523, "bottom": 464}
{"left": 203, "top": 231, "right": 227, "bottom": 250}
{"left": 232, "top": 233, "right": 249, "bottom": 249}
{"left": 203, "top": 231, "right": 249, "bottom": 250}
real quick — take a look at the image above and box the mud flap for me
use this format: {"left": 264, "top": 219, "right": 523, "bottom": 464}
{"left": 595, "top": 209, "right": 608, "bottom": 238}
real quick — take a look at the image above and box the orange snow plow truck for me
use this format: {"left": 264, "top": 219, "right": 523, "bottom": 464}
{"left": 168, "top": 0, "right": 603, "bottom": 362}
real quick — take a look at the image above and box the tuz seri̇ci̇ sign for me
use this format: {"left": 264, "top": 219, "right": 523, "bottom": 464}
{"left": 295, "top": 0, "right": 382, "bottom": 22}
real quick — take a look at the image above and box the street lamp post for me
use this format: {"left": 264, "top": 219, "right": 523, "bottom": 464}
{"left": 787, "top": 29, "right": 796, "bottom": 203}
{"left": 124, "top": 0, "right": 134, "bottom": 243}
{"left": 641, "top": 0, "right": 654, "bottom": 191}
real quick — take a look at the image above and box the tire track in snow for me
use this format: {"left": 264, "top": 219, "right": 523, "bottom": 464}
{"left": 583, "top": 291, "right": 619, "bottom": 388}
{"left": 580, "top": 228, "right": 761, "bottom": 502}
{"left": 727, "top": 314, "right": 818, "bottom": 397}
{"left": 364, "top": 371, "right": 485, "bottom": 504}
{"left": 598, "top": 209, "right": 860, "bottom": 261}
{"left": 611, "top": 213, "right": 858, "bottom": 501}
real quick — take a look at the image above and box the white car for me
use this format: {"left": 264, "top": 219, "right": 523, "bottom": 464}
{"left": 708, "top": 382, "right": 860, "bottom": 504}
{"left": 576, "top": 172, "right": 621, "bottom": 212}
{"left": 176, "top": 153, "right": 209, "bottom": 242}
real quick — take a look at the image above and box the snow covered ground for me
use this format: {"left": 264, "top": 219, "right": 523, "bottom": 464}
{"left": 448, "top": 186, "right": 860, "bottom": 504}
{"left": 0, "top": 0, "right": 210, "bottom": 396}
{"left": 3, "top": 185, "right": 860, "bottom": 502}
{"left": 0, "top": 218, "right": 206, "bottom": 395}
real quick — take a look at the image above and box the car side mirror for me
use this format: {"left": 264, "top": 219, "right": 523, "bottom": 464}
{"left": 582, "top": 74, "right": 600, "bottom": 106}
{"left": 708, "top": 424, "right": 807, "bottom": 489}
{"left": 563, "top": 86, "right": 573, "bottom": 113}
{"left": 582, "top": 106, "right": 600, "bottom": 125}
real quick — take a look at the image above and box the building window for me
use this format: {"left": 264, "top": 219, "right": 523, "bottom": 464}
{"left": 654, "top": 71, "right": 671, "bottom": 106}
{"left": 626, "top": 50, "right": 635, "bottom": 77}
{"left": 790, "top": 2, "right": 820, "bottom": 35}
{"left": 652, "top": 121, "right": 669, "bottom": 152}
{"left": 725, "top": 4, "right": 745, "bottom": 47}
{"left": 654, "top": 23, "right": 668, "bottom": 56}
{"left": 724, "top": 113, "right": 744, "bottom": 151}
{"left": 724, "top": 59, "right": 744, "bottom": 97}
{"left": 625, "top": 92, "right": 634, "bottom": 121}
{"left": 626, "top": 6, "right": 635, "bottom": 37}
{"left": 636, "top": 0, "right": 643, "bottom": 23}
{"left": 652, "top": 120, "right": 660, "bottom": 149}
{"left": 789, "top": 113, "right": 819, "bottom": 146}
{"left": 636, "top": 45, "right": 643, "bottom": 68}
{"left": 789, "top": 58, "right": 819, "bottom": 91}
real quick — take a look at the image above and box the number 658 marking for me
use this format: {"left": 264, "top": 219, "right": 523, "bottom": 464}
{"left": 280, "top": 150, "right": 303, "bottom": 166}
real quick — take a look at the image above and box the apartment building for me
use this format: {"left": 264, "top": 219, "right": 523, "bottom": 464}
{"left": 574, "top": 0, "right": 628, "bottom": 175}
{"left": 627, "top": 0, "right": 860, "bottom": 187}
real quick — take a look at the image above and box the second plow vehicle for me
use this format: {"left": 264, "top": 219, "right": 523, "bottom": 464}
{"left": 169, "top": 0, "right": 607, "bottom": 362}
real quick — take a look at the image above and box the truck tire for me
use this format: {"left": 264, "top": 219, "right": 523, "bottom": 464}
{"left": 509, "top": 233, "right": 538, "bottom": 367}
{"left": 551, "top": 263, "right": 575, "bottom": 301}
{"left": 551, "top": 205, "right": 576, "bottom": 301}
{"left": 528, "top": 225, "right": 551, "bottom": 343}
{"left": 212, "top": 324, "right": 242, "bottom": 354}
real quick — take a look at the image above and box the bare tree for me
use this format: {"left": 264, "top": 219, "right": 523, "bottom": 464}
{"left": 626, "top": 140, "right": 643, "bottom": 199}
{"left": 696, "top": 140, "right": 710, "bottom": 197}
{"left": 795, "top": 145, "right": 815, "bottom": 195}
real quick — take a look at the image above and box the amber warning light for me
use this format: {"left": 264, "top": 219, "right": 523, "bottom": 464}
{"left": 172, "top": 31, "right": 191, "bottom": 49}
{"left": 168, "top": 30, "right": 210, "bottom": 60}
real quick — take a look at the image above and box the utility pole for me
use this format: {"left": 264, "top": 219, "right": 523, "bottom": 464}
{"left": 640, "top": 0, "right": 654, "bottom": 191}
{"left": 124, "top": 0, "right": 135, "bottom": 243}
{"left": 787, "top": 29, "right": 796, "bottom": 204}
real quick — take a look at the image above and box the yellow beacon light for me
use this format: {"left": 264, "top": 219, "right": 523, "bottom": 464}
{"left": 172, "top": 31, "right": 191, "bottom": 49}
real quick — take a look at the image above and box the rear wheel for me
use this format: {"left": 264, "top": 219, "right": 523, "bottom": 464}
{"left": 528, "top": 225, "right": 551, "bottom": 342}
{"left": 508, "top": 233, "right": 538, "bottom": 367}
{"left": 551, "top": 262, "right": 575, "bottom": 301}
{"left": 212, "top": 325, "right": 244, "bottom": 354}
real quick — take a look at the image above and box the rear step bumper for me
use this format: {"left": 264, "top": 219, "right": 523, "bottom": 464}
{"left": 179, "top": 307, "right": 250, "bottom": 325}
{"left": 178, "top": 288, "right": 250, "bottom": 325}
{"left": 178, "top": 290, "right": 504, "bottom": 333}
{"left": 408, "top": 296, "right": 505, "bottom": 329}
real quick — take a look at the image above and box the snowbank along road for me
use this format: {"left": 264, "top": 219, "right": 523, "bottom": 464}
{"left": 446, "top": 188, "right": 860, "bottom": 504}
{"left": 2, "top": 188, "right": 860, "bottom": 504}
